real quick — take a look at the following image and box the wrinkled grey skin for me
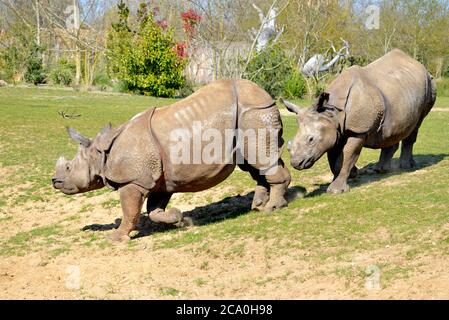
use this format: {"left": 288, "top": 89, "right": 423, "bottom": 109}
{"left": 53, "top": 79, "right": 291, "bottom": 241}
{"left": 282, "top": 49, "right": 436, "bottom": 194}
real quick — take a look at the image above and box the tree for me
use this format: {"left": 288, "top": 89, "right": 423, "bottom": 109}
{"left": 106, "top": 1, "right": 185, "bottom": 97}
{"left": 24, "top": 42, "right": 46, "bottom": 85}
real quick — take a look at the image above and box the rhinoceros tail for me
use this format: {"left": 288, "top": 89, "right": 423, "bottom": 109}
{"left": 429, "top": 74, "right": 437, "bottom": 109}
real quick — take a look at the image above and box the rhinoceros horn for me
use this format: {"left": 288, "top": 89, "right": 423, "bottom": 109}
{"left": 67, "top": 127, "right": 91, "bottom": 148}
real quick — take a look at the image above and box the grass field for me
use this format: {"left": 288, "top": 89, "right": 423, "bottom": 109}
{"left": 0, "top": 86, "right": 448, "bottom": 299}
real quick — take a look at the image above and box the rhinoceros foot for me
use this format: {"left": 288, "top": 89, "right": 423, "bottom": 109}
{"left": 251, "top": 186, "right": 270, "bottom": 211}
{"left": 400, "top": 158, "right": 416, "bottom": 170}
{"left": 327, "top": 180, "right": 350, "bottom": 194}
{"left": 107, "top": 232, "right": 131, "bottom": 242}
{"left": 149, "top": 208, "right": 183, "bottom": 225}
{"left": 263, "top": 198, "right": 288, "bottom": 213}
{"left": 374, "top": 165, "right": 390, "bottom": 174}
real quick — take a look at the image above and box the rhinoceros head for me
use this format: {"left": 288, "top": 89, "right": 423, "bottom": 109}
{"left": 52, "top": 124, "right": 119, "bottom": 195}
{"left": 281, "top": 93, "right": 342, "bottom": 170}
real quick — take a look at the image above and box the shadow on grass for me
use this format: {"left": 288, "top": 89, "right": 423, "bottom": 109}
{"left": 306, "top": 153, "right": 448, "bottom": 198}
{"left": 81, "top": 186, "right": 306, "bottom": 239}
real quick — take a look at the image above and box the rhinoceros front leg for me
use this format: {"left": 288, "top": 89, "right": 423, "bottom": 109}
{"left": 108, "top": 183, "right": 147, "bottom": 242}
{"left": 238, "top": 163, "right": 270, "bottom": 211}
{"left": 327, "top": 136, "right": 365, "bottom": 194}
{"left": 328, "top": 143, "right": 358, "bottom": 179}
{"left": 264, "top": 159, "right": 291, "bottom": 212}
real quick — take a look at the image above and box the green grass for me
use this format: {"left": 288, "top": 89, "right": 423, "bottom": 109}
{"left": 436, "top": 78, "right": 449, "bottom": 98}
{"left": 435, "top": 96, "right": 449, "bottom": 108}
{"left": 159, "top": 287, "right": 180, "bottom": 296}
{"left": 0, "top": 224, "right": 64, "bottom": 256}
{"left": 282, "top": 96, "right": 449, "bottom": 109}
{"left": 1, "top": 86, "right": 449, "bottom": 288}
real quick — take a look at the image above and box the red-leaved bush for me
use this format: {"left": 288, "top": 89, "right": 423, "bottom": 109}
{"left": 181, "top": 9, "right": 201, "bottom": 40}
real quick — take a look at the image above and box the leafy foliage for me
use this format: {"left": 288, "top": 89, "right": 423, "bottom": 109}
{"left": 24, "top": 43, "right": 46, "bottom": 85}
{"left": 283, "top": 71, "right": 307, "bottom": 99}
{"left": 106, "top": 1, "right": 185, "bottom": 97}
{"left": 49, "top": 58, "right": 75, "bottom": 86}
{"left": 436, "top": 78, "right": 449, "bottom": 97}
{"left": 244, "top": 45, "right": 294, "bottom": 98}
{"left": 0, "top": 46, "right": 23, "bottom": 81}
{"left": 0, "top": 28, "right": 44, "bottom": 85}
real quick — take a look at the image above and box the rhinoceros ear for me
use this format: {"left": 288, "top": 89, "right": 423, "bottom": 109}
{"left": 315, "top": 92, "right": 330, "bottom": 112}
{"left": 95, "top": 124, "right": 124, "bottom": 152}
{"left": 280, "top": 98, "right": 302, "bottom": 114}
{"left": 66, "top": 127, "right": 91, "bottom": 148}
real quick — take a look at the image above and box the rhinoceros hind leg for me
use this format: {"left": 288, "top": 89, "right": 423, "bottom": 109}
{"left": 146, "top": 192, "right": 172, "bottom": 213}
{"left": 149, "top": 207, "right": 183, "bottom": 226}
{"left": 263, "top": 159, "right": 291, "bottom": 212}
{"left": 238, "top": 163, "right": 270, "bottom": 211}
{"left": 375, "top": 143, "right": 399, "bottom": 173}
{"left": 108, "top": 184, "right": 147, "bottom": 242}
{"left": 147, "top": 192, "right": 184, "bottom": 226}
{"left": 400, "top": 129, "right": 418, "bottom": 170}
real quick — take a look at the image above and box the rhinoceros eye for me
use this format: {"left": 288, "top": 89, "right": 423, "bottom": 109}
{"left": 66, "top": 165, "right": 70, "bottom": 171}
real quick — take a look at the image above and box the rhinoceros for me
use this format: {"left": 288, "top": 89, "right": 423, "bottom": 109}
{"left": 281, "top": 49, "right": 436, "bottom": 194}
{"left": 53, "top": 79, "right": 291, "bottom": 241}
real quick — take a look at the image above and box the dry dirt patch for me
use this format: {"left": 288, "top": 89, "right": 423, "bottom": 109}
{"left": 1, "top": 184, "right": 449, "bottom": 299}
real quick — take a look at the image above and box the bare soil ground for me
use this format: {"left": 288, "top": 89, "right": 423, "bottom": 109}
{"left": 1, "top": 183, "right": 448, "bottom": 300}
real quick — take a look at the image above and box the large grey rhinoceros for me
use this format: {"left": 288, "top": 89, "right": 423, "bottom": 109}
{"left": 281, "top": 49, "right": 436, "bottom": 194}
{"left": 52, "top": 79, "right": 291, "bottom": 241}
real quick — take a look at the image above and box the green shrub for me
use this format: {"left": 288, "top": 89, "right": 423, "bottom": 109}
{"left": 0, "top": 31, "right": 33, "bottom": 82}
{"left": 0, "top": 47, "right": 17, "bottom": 81}
{"left": 313, "top": 81, "right": 327, "bottom": 98}
{"left": 24, "top": 44, "right": 46, "bottom": 85}
{"left": 244, "top": 45, "right": 295, "bottom": 99}
{"left": 93, "top": 72, "right": 110, "bottom": 87}
{"left": 49, "top": 59, "right": 75, "bottom": 86}
{"left": 283, "top": 71, "right": 307, "bottom": 99}
{"left": 443, "top": 65, "right": 449, "bottom": 78}
{"left": 112, "top": 79, "right": 130, "bottom": 93}
{"left": 436, "top": 78, "right": 449, "bottom": 97}
{"left": 106, "top": 1, "right": 185, "bottom": 97}
{"left": 177, "top": 79, "right": 195, "bottom": 98}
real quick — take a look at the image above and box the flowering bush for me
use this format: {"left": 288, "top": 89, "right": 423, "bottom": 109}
{"left": 107, "top": 1, "right": 185, "bottom": 97}
{"left": 181, "top": 9, "right": 201, "bottom": 40}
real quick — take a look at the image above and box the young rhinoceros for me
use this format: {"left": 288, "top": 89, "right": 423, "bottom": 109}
{"left": 281, "top": 49, "right": 436, "bottom": 194}
{"left": 53, "top": 79, "right": 291, "bottom": 241}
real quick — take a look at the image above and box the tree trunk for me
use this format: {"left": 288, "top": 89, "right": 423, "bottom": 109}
{"left": 73, "top": 0, "right": 81, "bottom": 86}
{"left": 35, "top": 0, "right": 40, "bottom": 46}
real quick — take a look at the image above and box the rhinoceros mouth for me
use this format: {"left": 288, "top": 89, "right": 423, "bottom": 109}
{"left": 292, "top": 157, "right": 315, "bottom": 170}
{"left": 302, "top": 159, "right": 314, "bottom": 169}
{"left": 53, "top": 183, "right": 78, "bottom": 195}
